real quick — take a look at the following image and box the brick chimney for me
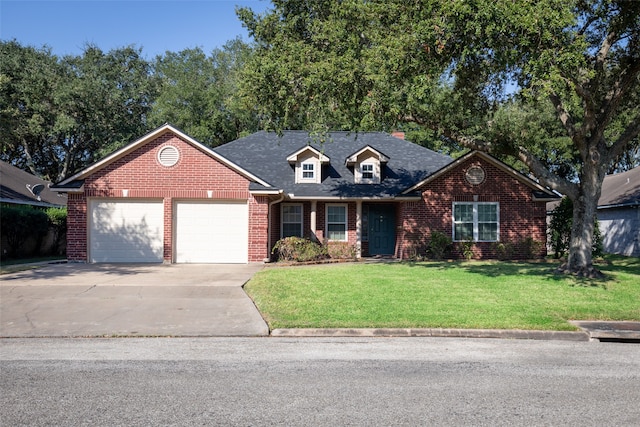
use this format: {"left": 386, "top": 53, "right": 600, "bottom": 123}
{"left": 391, "top": 131, "right": 405, "bottom": 140}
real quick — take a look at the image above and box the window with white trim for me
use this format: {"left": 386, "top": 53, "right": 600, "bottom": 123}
{"left": 361, "top": 163, "right": 374, "bottom": 180}
{"left": 326, "top": 204, "right": 347, "bottom": 241}
{"left": 453, "top": 202, "right": 499, "bottom": 242}
{"left": 301, "top": 162, "right": 315, "bottom": 180}
{"left": 281, "top": 204, "right": 303, "bottom": 238}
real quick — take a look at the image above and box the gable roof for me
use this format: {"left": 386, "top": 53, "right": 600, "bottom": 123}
{"left": 52, "top": 124, "right": 272, "bottom": 191}
{"left": 213, "top": 131, "right": 452, "bottom": 200}
{"left": 286, "top": 145, "right": 330, "bottom": 164}
{"left": 598, "top": 166, "right": 640, "bottom": 208}
{"left": 0, "top": 161, "right": 67, "bottom": 207}
{"left": 345, "top": 145, "right": 390, "bottom": 166}
{"left": 402, "top": 150, "right": 559, "bottom": 200}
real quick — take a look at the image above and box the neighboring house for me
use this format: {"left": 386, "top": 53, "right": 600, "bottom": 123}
{"left": 51, "top": 124, "right": 557, "bottom": 263}
{"left": 1, "top": 160, "right": 67, "bottom": 208}
{"left": 1, "top": 160, "right": 68, "bottom": 258}
{"left": 596, "top": 167, "right": 640, "bottom": 257}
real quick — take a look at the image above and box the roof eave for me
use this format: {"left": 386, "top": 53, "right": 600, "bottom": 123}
{"left": 402, "top": 151, "right": 557, "bottom": 198}
{"left": 55, "top": 124, "right": 273, "bottom": 189}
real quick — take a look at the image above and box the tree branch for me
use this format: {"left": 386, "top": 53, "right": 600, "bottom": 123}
{"left": 596, "top": 59, "right": 640, "bottom": 143}
{"left": 604, "top": 114, "right": 640, "bottom": 167}
{"left": 594, "top": 29, "right": 617, "bottom": 73}
{"left": 517, "top": 145, "right": 578, "bottom": 199}
{"left": 548, "top": 92, "right": 580, "bottom": 142}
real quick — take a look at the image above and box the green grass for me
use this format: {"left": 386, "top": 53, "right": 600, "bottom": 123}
{"left": 244, "top": 256, "right": 640, "bottom": 331}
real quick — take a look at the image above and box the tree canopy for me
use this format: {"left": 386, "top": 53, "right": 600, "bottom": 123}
{"left": 1, "top": 39, "right": 259, "bottom": 181}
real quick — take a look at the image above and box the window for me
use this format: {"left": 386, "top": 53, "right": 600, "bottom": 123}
{"left": 453, "top": 202, "right": 499, "bottom": 242}
{"left": 326, "top": 204, "right": 347, "bottom": 241}
{"left": 281, "top": 204, "right": 303, "bottom": 238}
{"left": 361, "top": 163, "right": 374, "bottom": 180}
{"left": 302, "top": 162, "right": 315, "bottom": 180}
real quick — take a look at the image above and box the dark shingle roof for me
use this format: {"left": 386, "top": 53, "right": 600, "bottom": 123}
{"left": 599, "top": 166, "right": 640, "bottom": 208}
{"left": 213, "top": 131, "right": 453, "bottom": 199}
{"left": 0, "top": 161, "right": 67, "bottom": 207}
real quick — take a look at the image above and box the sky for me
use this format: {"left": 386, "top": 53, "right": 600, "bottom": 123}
{"left": 0, "top": 0, "right": 271, "bottom": 58}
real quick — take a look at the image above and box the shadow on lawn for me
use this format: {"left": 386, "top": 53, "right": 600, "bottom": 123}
{"left": 404, "top": 256, "right": 640, "bottom": 287}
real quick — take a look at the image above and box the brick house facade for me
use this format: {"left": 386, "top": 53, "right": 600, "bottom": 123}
{"left": 53, "top": 125, "right": 557, "bottom": 263}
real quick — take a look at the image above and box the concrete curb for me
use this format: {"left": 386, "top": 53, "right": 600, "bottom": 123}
{"left": 271, "top": 328, "right": 591, "bottom": 341}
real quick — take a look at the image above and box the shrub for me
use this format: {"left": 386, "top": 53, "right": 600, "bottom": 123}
{"left": 405, "top": 233, "right": 429, "bottom": 261}
{"left": 45, "top": 207, "right": 67, "bottom": 255}
{"left": 326, "top": 241, "right": 357, "bottom": 260}
{"left": 492, "top": 241, "right": 516, "bottom": 260}
{"left": 459, "top": 239, "right": 475, "bottom": 260}
{"left": 0, "top": 205, "right": 49, "bottom": 258}
{"left": 427, "top": 230, "right": 452, "bottom": 260}
{"left": 518, "top": 237, "right": 544, "bottom": 259}
{"left": 272, "top": 237, "right": 328, "bottom": 262}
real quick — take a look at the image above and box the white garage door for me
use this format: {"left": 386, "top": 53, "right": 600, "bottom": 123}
{"left": 89, "top": 200, "right": 164, "bottom": 263}
{"left": 175, "top": 201, "right": 248, "bottom": 263}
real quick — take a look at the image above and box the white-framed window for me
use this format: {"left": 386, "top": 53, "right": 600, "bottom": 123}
{"left": 361, "top": 163, "right": 374, "bottom": 180}
{"left": 453, "top": 202, "right": 499, "bottom": 242}
{"left": 301, "top": 162, "right": 315, "bottom": 180}
{"left": 326, "top": 204, "right": 348, "bottom": 241}
{"left": 281, "top": 204, "right": 303, "bottom": 238}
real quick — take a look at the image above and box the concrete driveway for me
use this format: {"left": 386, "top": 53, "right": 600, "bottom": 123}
{"left": 0, "top": 263, "right": 268, "bottom": 337}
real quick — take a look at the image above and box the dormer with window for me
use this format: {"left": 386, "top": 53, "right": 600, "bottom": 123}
{"left": 287, "top": 145, "right": 330, "bottom": 184}
{"left": 345, "top": 146, "right": 389, "bottom": 184}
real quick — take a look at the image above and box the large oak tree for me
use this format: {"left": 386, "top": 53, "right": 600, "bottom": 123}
{"left": 238, "top": 0, "right": 640, "bottom": 276}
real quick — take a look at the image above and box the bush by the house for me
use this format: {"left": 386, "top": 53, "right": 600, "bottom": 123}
{"left": 45, "top": 207, "right": 67, "bottom": 255}
{"left": 0, "top": 205, "right": 67, "bottom": 260}
{"left": 326, "top": 241, "right": 357, "bottom": 260}
{"left": 427, "top": 230, "right": 453, "bottom": 260}
{"left": 1, "top": 205, "right": 49, "bottom": 259}
{"left": 272, "top": 237, "right": 358, "bottom": 262}
{"left": 272, "top": 237, "right": 328, "bottom": 262}
{"left": 491, "top": 241, "right": 516, "bottom": 260}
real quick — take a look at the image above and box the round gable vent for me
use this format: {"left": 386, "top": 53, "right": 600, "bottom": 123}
{"left": 465, "top": 165, "right": 485, "bottom": 185}
{"left": 158, "top": 145, "right": 179, "bottom": 167}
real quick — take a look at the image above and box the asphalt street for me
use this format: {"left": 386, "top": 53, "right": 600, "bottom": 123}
{"left": 2, "top": 337, "right": 639, "bottom": 426}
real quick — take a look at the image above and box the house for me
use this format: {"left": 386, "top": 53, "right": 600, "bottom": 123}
{"left": 51, "top": 124, "right": 557, "bottom": 263}
{"left": 1, "top": 160, "right": 67, "bottom": 208}
{"left": 596, "top": 167, "right": 640, "bottom": 257}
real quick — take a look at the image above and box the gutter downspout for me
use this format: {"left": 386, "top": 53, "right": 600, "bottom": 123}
{"left": 266, "top": 190, "right": 285, "bottom": 262}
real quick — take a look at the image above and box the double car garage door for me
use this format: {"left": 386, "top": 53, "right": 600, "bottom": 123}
{"left": 89, "top": 200, "right": 248, "bottom": 263}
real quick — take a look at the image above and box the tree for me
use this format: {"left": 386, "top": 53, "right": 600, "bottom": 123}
{"left": 1, "top": 41, "right": 158, "bottom": 181}
{"left": 150, "top": 39, "right": 259, "bottom": 147}
{"left": 0, "top": 41, "right": 61, "bottom": 178}
{"left": 238, "top": 0, "right": 640, "bottom": 276}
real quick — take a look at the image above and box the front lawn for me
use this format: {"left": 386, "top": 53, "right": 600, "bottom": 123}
{"left": 244, "top": 256, "right": 640, "bottom": 331}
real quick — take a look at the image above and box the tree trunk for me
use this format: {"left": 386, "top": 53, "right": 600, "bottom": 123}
{"left": 558, "top": 164, "right": 605, "bottom": 278}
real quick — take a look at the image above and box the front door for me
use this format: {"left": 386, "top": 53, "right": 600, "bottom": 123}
{"left": 368, "top": 204, "right": 396, "bottom": 256}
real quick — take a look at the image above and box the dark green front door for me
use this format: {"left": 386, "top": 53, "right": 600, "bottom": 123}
{"left": 368, "top": 204, "right": 396, "bottom": 256}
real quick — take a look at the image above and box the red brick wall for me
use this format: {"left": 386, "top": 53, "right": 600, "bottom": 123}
{"left": 400, "top": 155, "right": 548, "bottom": 259}
{"left": 66, "top": 131, "right": 269, "bottom": 262}
{"left": 66, "top": 193, "right": 87, "bottom": 262}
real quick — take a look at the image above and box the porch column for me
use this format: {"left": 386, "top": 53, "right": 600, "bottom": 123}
{"left": 356, "top": 200, "right": 362, "bottom": 258}
{"left": 310, "top": 200, "right": 317, "bottom": 241}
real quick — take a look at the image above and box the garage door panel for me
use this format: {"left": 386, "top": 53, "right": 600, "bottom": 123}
{"left": 89, "top": 201, "right": 164, "bottom": 263}
{"left": 175, "top": 201, "right": 248, "bottom": 263}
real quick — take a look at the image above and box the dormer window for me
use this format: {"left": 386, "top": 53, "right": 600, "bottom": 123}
{"left": 361, "top": 163, "right": 374, "bottom": 180}
{"left": 287, "top": 145, "right": 330, "bottom": 184}
{"left": 302, "top": 162, "right": 315, "bottom": 180}
{"left": 346, "top": 145, "right": 389, "bottom": 184}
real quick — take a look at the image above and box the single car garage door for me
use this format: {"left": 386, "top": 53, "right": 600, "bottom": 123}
{"left": 175, "top": 201, "right": 248, "bottom": 263}
{"left": 89, "top": 200, "right": 164, "bottom": 263}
